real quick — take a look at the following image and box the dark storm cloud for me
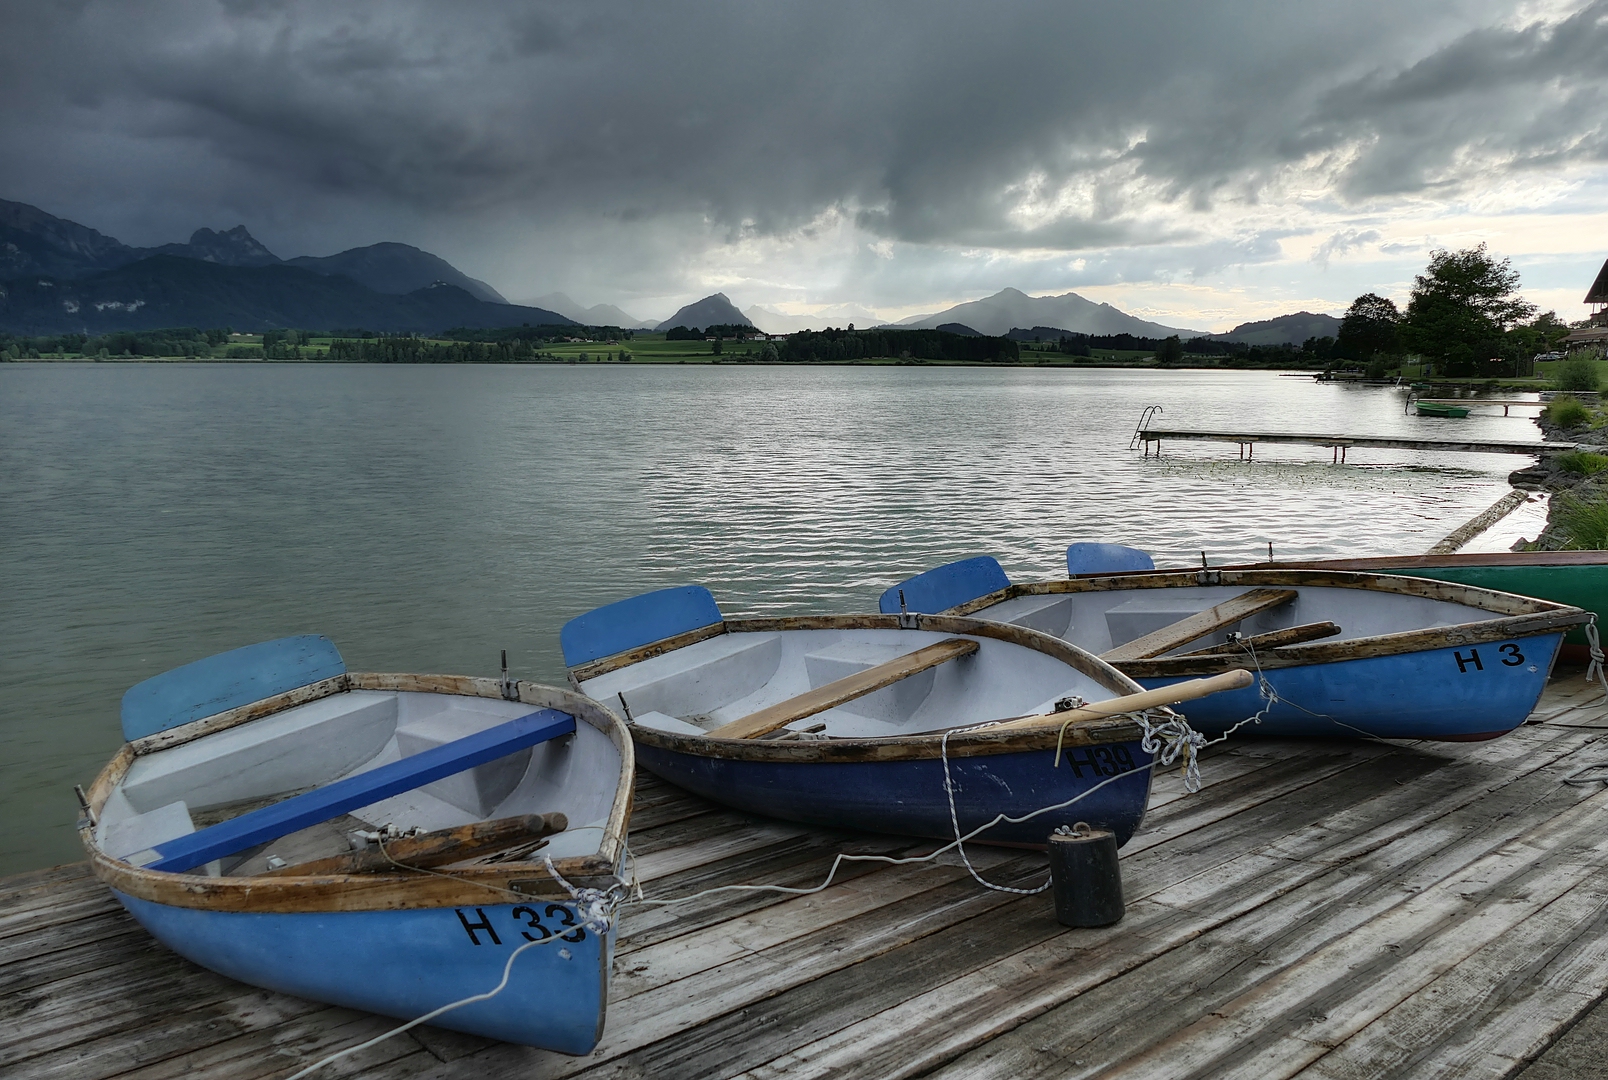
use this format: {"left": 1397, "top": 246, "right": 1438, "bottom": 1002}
{"left": 1, "top": 1, "right": 1605, "bottom": 277}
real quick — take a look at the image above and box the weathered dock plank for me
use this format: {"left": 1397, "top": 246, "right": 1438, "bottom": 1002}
{"left": 5, "top": 676, "right": 1608, "bottom": 1079}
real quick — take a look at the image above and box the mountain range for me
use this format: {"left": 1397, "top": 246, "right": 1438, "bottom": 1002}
{"left": 1209, "top": 311, "right": 1342, "bottom": 346}
{"left": 1, "top": 199, "right": 1344, "bottom": 343}
{"left": 0, "top": 199, "right": 565, "bottom": 334}
{"left": 888, "top": 288, "right": 1208, "bottom": 338}
{"left": 526, "top": 292, "right": 652, "bottom": 328}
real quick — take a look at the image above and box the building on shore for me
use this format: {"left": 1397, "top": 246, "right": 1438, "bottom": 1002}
{"left": 1565, "top": 255, "right": 1608, "bottom": 348}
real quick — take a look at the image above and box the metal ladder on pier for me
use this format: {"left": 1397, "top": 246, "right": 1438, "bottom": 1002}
{"left": 1130, "top": 405, "right": 1163, "bottom": 451}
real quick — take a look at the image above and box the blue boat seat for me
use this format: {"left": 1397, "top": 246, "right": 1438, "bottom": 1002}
{"left": 878, "top": 556, "right": 1011, "bottom": 615}
{"left": 1066, "top": 543, "right": 1155, "bottom": 576}
{"left": 138, "top": 708, "right": 577, "bottom": 873}
{"left": 561, "top": 586, "right": 725, "bottom": 667}
{"left": 121, "top": 635, "right": 348, "bottom": 742}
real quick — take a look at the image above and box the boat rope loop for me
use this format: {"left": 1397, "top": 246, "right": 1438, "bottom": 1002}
{"left": 940, "top": 724, "right": 1054, "bottom": 895}
{"left": 1586, "top": 615, "right": 1608, "bottom": 700}
{"left": 1134, "top": 709, "right": 1207, "bottom": 793}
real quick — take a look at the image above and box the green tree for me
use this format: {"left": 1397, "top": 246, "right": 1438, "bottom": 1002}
{"left": 1401, "top": 245, "right": 1536, "bottom": 376}
{"left": 711, "top": 337, "right": 723, "bottom": 355}
{"left": 1155, "top": 335, "right": 1183, "bottom": 366}
{"left": 1337, "top": 293, "right": 1401, "bottom": 362}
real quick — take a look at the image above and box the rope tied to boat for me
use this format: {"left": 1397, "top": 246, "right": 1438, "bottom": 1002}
{"left": 1134, "top": 709, "right": 1207, "bottom": 793}
{"left": 542, "top": 853, "right": 625, "bottom": 936}
{"left": 1586, "top": 615, "right": 1608, "bottom": 700}
{"left": 940, "top": 723, "right": 1055, "bottom": 895}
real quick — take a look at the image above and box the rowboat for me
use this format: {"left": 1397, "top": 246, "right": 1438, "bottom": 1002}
{"left": 1068, "top": 546, "right": 1608, "bottom": 663}
{"left": 560, "top": 586, "right": 1251, "bottom": 849}
{"left": 1415, "top": 401, "right": 1471, "bottom": 417}
{"left": 880, "top": 557, "right": 1590, "bottom": 741}
{"left": 81, "top": 635, "right": 632, "bottom": 1053}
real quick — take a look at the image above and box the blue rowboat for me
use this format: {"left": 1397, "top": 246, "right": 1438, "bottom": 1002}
{"left": 560, "top": 588, "right": 1243, "bottom": 849}
{"left": 82, "top": 636, "right": 633, "bottom": 1053}
{"left": 880, "top": 555, "right": 1591, "bottom": 742}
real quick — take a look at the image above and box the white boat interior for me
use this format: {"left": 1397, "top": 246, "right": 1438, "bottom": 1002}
{"left": 94, "top": 689, "right": 622, "bottom": 876}
{"left": 578, "top": 627, "right": 1116, "bottom": 740}
{"left": 973, "top": 584, "right": 1503, "bottom": 656}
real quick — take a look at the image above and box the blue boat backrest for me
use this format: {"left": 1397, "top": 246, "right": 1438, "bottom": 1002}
{"left": 140, "top": 708, "right": 577, "bottom": 873}
{"left": 120, "top": 635, "right": 347, "bottom": 742}
{"left": 560, "top": 585, "right": 725, "bottom": 667}
{"left": 1067, "top": 543, "right": 1155, "bottom": 576}
{"left": 878, "top": 556, "right": 1012, "bottom": 615}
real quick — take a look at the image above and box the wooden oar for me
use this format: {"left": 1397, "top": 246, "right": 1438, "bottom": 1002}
{"left": 709, "top": 637, "right": 980, "bottom": 740}
{"left": 1100, "top": 589, "right": 1297, "bottom": 662}
{"left": 259, "top": 812, "right": 568, "bottom": 877}
{"left": 1181, "top": 621, "right": 1340, "bottom": 656}
{"left": 984, "top": 669, "right": 1254, "bottom": 733}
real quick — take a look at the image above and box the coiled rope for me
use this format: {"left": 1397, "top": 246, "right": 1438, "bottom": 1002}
{"left": 1586, "top": 615, "right": 1608, "bottom": 700}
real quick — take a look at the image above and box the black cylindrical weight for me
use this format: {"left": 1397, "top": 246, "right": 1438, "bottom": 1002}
{"left": 1048, "top": 823, "right": 1124, "bottom": 927}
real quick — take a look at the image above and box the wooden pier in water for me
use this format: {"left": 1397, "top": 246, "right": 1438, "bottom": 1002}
{"left": 1137, "top": 428, "right": 1576, "bottom": 462}
{"left": 1413, "top": 399, "right": 1548, "bottom": 416}
{"left": 9, "top": 674, "right": 1608, "bottom": 1079}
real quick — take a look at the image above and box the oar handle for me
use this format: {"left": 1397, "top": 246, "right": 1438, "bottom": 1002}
{"left": 987, "top": 668, "right": 1254, "bottom": 733}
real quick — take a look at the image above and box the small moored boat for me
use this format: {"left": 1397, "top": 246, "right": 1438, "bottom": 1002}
{"left": 1415, "top": 401, "right": 1471, "bottom": 417}
{"left": 82, "top": 635, "right": 632, "bottom": 1054}
{"left": 561, "top": 587, "right": 1250, "bottom": 849}
{"left": 880, "top": 555, "right": 1590, "bottom": 741}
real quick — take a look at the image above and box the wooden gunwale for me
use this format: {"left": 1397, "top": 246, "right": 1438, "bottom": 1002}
{"left": 579, "top": 613, "right": 1164, "bottom": 763}
{"left": 941, "top": 569, "right": 1590, "bottom": 678}
{"left": 1215, "top": 551, "right": 1608, "bottom": 572}
{"left": 80, "top": 673, "right": 634, "bottom": 913}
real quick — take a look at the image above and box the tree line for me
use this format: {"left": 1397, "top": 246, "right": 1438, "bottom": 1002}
{"left": 771, "top": 327, "right": 1019, "bottom": 363}
{"left": 0, "top": 327, "right": 233, "bottom": 360}
{"left": 1334, "top": 245, "right": 1571, "bottom": 377}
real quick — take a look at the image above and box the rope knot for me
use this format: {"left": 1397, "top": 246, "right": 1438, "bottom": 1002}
{"left": 1135, "top": 709, "right": 1207, "bottom": 792}
{"left": 543, "top": 855, "right": 622, "bottom": 936}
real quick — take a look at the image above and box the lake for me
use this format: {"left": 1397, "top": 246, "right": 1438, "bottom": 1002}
{"left": 0, "top": 361, "right": 1547, "bottom": 874}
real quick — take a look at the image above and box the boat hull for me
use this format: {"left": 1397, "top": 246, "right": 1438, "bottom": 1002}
{"left": 115, "top": 891, "right": 610, "bottom": 1052}
{"left": 634, "top": 739, "right": 1154, "bottom": 847}
{"left": 1136, "top": 633, "right": 1563, "bottom": 740}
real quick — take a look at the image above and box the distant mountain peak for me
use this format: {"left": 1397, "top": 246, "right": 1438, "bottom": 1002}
{"left": 174, "top": 225, "right": 280, "bottom": 267}
{"left": 285, "top": 243, "right": 507, "bottom": 304}
{"left": 654, "top": 292, "right": 753, "bottom": 332}
{"left": 892, "top": 286, "right": 1204, "bottom": 338}
{"left": 1212, "top": 311, "right": 1342, "bottom": 346}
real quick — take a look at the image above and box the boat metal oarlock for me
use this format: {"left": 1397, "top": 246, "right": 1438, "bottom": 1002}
{"left": 1048, "top": 822, "right": 1124, "bottom": 928}
{"left": 500, "top": 649, "right": 518, "bottom": 700}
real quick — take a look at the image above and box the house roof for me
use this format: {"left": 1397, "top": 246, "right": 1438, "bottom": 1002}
{"left": 1588, "top": 256, "right": 1608, "bottom": 304}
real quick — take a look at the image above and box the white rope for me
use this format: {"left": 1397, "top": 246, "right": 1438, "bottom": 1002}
{"left": 283, "top": 856, "right": 621, "bottom": 1080}
{"left": 1134, "top": 709, "right": 1208, "bottom": 792}
{"left": 1586, "top": 615, "right": 1608, "bottom": 700}
{"left": 282, "top": 933, "right": 560, "bottom": 1079}
{"left": 942, "top": 724, "right": 1054, "bottom": 894}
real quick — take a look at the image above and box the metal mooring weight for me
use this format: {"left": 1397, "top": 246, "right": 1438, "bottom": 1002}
{"left": 1048, "top": 822, "right": 1124, "bottom": 927}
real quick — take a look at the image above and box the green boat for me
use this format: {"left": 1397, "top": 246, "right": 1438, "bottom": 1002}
{"left": 1236, "top": 551, "right": 1608, "bottom": 659}
{"left": 1415, "top": 401, "right": 1471, "bottom": 418}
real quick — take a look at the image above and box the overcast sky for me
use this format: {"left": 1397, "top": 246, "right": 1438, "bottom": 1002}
{"left": 2, "top": 0, "right": 1606, "bottom": 329}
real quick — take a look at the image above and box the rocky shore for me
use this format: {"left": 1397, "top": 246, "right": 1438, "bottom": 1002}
{"left": 1508, "top": 402, "right": 1608, "bottom": 549}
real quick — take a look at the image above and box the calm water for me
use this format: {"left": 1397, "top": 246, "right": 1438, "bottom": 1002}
{"left": 0, "top": 362, "right": 1547, "bottom": 874}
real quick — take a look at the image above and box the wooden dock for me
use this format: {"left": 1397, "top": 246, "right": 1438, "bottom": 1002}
{"left": 8, "top": 674, "right": 1608, "bottom": 1079}
{"left": 1414, "top": 399, "right": 1547, "bottom": 416}
{"left": 1137, "top": 428, "right": 1575, "bottom": 461}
